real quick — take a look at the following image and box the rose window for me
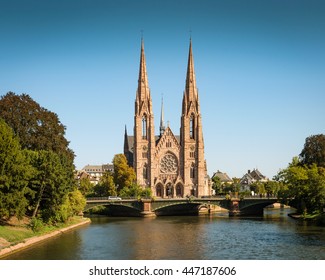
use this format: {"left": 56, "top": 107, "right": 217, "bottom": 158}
{"left": 160, "top": 153, "right": 178, "bottom": 174}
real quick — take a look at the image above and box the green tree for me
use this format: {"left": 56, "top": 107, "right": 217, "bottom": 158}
{"left": 113, "top": 154, "right": 136, "bottom": 190}
{"left": 0, "top": 92, "right": 74, "bottom": 163}
{"left": 119, "top": 183, "right": 152, "bottom": 198}
{"left": 0, "top": 93, "right": 77, "bottom": 223}
{"left": 78, "top": 177, "right": 93, "bottom": 196}
{"left": 92, "top": 171, "right": 117, "bottom": 197}
{"left": 0, "top": 119, "right": 32, "bottom": 220}
{"left": 264, "top": 181, "right": 281, "bottom": 196}
{"left": 231, "top": 177, "right": 241, "bottom": 193}
{"left": 300, "top": 134, "right": 325, "bottom": 168}
{"left": 25, "top": 149, "right": 73, "bottom": 223}
{"left": 100, "top": 171, "right": 117, "bottom": 196}
{"left": 276, "top": 158, "right": 325, "bottom": 214}
{"left": 64, "top": 189, "right": 86, "bottom": 219}
{"left": 211, "top": 176, "right": 222, "bottom": 195}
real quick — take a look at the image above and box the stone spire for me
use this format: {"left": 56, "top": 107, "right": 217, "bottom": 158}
{"left": 180, "top": 39, "right": 207, "bottom": 197}
{"left": 136, "top": 38, "right": 151, "bottom": 113}
{"left": 160, "top": 95, "right": 165, "bottom": 136}
{"left": 134, "top": 38, "right": 155, "bottom": 187}
{"left": 183, "top": 38, "right": 198, "bottom": 112}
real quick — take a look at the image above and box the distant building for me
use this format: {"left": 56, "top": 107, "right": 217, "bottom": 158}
{"left": 80, "top": 164, "right": 114, "bottom": 185}
{"left": 211, "top": 170, "right": 233, "bottom": 185}
{"left": 240, "top": 169, "right": 268, "bottom": 192}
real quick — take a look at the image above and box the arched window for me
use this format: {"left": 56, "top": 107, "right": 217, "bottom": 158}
{"left": 142, "top": 115, "right": 147, "bottom": 139}
{"left": 143, "top": 164, "right": 148, "bottom": 179}
{"left": 190, "top": 163, "right": 195, "bottom": 179}
{"left": 190, "top": 115, "right": 194, "bottom": 139}
{"left": 166, "top": 183, "right": 173, "bottom": 198}
{"left": 156, "top": 184, "right": 163, "bottom": 197}
{"left": 176, "top": 184, "right": 183, "bottom": 197}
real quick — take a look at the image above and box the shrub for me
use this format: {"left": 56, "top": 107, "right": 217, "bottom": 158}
{"left": 29, "top": 217, "right": 44, "bottom": 232}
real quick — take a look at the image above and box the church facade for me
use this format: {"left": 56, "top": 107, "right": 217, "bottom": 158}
{"left": 124, "top": 40, "right": 211, "bottom": 198}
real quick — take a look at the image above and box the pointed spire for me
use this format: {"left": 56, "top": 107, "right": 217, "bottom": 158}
{"left": 185, "top": 38, "right": 197, "bottom": 100}
{"left": 123, "top": 125, "right": 129, "bottom": 152}
{"left": 160, "top": 94, "right": 165, "bottom": 136}
{"left": 137, "top": 38, "right": 150, "bottom": 101}
{"left": 183, "top": 39, "right": 199, "bottom": 115}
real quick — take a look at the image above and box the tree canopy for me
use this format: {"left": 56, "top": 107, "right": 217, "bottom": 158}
{"left": 112, "top": 154, "right": 136, "bottom": 190}
{"left": 276, "top": 158, "right": 325, "bottom": 214}
{"left": 0, "top": 93, "right": 78, "bottom": 224}
{"left": 0, "top": 119, "right": 32, "bottom": 219}
{"left": 0, "top": 92, "right": 74, "bottom": 163}
{"left": 300, "top": 134, "right": 325, "bottom": 168}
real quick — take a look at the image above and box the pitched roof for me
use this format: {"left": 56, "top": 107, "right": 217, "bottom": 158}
{"left": 240, "top": 168, "right": 268, "bottom": 185}
{"left": 212, "top": 170, "right": 233, "bottom": 183}
{"left": 82, "top": 164, "right": 113, "bottom": 173}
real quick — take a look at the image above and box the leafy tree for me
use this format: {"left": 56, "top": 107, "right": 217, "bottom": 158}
{"left": 0, "top": 93, "right": 77, "bottom": 223}
{"left": 92, "top": 171, "right": 117, "bottom": 197}
{"left": 100, "top": 171, "right": 117, "bottom": 196}
{"left": 119, "top": 183, "right": 152, "bottom": 198}
{"left": 113, "top": 154, "right": 136, "bottom": 190}
{"left": 78, "top": 177, "right": 93, "bottom": 196}
{"left": 65, "top": 189, "right": 86, "bottom": 218}
{"left": 211, "top": 176, "right": 222, "bottom": 195}
{"left": 300, "top": 134, "right": 325, "bottom": 168}
{"left": 25, "top": 149, "right": 73, "bottom": 223}
{"left": 230, "top": 177, "right": 241, "bottom": 193}
{"left": 276, "top": 158, "right": 325, "bottom": 214}
{"left": 0, "top": 92, "right": 74, "bottom": 163}
{"left": 0, "top": 119, "right": 32, "bottom": 220}
{"left": 264, "top": 181, "right": 281, "bottom": 196}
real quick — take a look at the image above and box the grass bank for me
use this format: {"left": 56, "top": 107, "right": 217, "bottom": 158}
{"left": 0, "top": 216, "right": 91, "bottom": 258}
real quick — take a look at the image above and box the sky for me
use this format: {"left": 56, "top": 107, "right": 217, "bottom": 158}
{"left": 0, "top": 0, "right": 324, "bottom": 179}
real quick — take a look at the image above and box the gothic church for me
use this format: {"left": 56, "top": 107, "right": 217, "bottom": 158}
{"left": 124, "top": 39, "right": 210, "bottom": 198}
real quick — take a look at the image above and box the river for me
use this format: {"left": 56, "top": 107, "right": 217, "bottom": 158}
{"left": 3, "top": 208, "right": 325, "bottom": 260}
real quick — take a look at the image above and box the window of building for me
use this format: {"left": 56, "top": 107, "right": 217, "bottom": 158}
{"left": 190, "top": 163, "right": 195, "bottom": 179}
{"left": 143, "top": 164, "right": 148, "bottom": 179}
{"left": 190, "top": 115, "right": 194, "bottom": 139}
{"left": 142, "top": 115, "right": 147, "bottom": 139}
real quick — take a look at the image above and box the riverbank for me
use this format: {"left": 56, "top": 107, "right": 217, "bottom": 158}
{"left": 0, "top": 217, "right": 91, "bottom": 259}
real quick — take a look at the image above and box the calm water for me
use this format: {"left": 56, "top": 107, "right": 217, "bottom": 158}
{"left": 3, "top": 208, "right": 325, "bottom": 260}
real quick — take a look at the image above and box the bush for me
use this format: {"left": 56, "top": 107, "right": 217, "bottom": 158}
{"left": 29, "top": 217, "right": 44, "bottom": 232}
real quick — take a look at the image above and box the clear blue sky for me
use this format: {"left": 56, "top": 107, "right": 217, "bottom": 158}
{"left": 1, "top": 0, "right": 324, "bottom": 179}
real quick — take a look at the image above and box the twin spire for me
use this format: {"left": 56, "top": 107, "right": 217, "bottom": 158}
{"left": 136, "top": 38, "right": 198, "bottom": 134}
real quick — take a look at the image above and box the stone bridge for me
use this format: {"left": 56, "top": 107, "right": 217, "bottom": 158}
{"left": 85, "top": 197, "right": 279, "bottom": 217}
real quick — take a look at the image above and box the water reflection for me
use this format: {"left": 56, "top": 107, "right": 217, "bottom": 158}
{"left": 3, "top": 208, "right": 325, "bottom": 260}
